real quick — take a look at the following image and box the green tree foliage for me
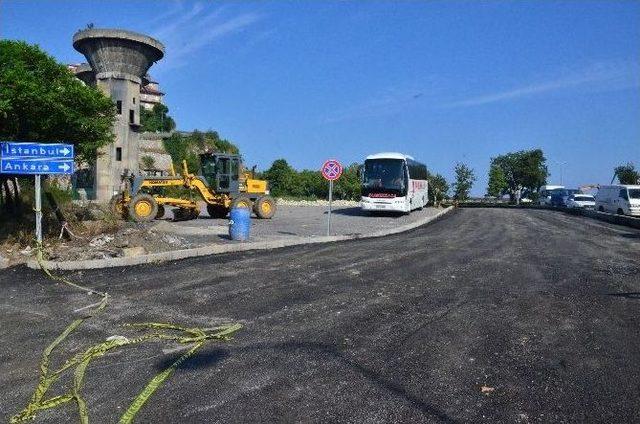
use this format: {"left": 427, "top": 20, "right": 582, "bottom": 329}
{"left": 162, "top": 130, "right": 239, "bottom": 172}
{"left": 614, "top": 163, "right": 639, "bottom": 185}
{"left": 262, "top": 159, "right": 361, "bottom": 200}
{"left": 0, "top": 40, "right": 115, "bottom": 219}
{"left": 140, "top": 104, "right": 176, "bottom": 133}
{"left": 487, "top": 164, "right": 508, "bottom": 198}
{"left": 140, "top": 155, "right": 156, "bottom": 170}
{"left": 452, "top": 163, "right": 476, "bottom": 201}
{"left": 490, "top": 149, "right": 548, "bottom": 199}
{"left": 333, "top": 163, "right": 361, "bottom": 200}
{"left": 262, "top": 159, "right": 301, "bottom": 197}
{"left": 428, "top": 173, "right": 449, "bottom": 205}
{"left": 0, "top": 40, "right": 115, "bottom": 163}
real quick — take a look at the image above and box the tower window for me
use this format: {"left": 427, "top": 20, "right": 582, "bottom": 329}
{"left": 116, "top": 147, "right": 122, "bottom": 162}
{"left": 133, "top": 97, "right": 136, "bottom": 104}
{"left": 116, "top": 100, "right": 122, "bottom": 115}
{"left": 129, "top": 109, "right": 135, "bottom": 124}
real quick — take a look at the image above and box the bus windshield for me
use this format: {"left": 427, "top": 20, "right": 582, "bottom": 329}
{"left": 362, "top": 159, "right": 406, "bottom": 195}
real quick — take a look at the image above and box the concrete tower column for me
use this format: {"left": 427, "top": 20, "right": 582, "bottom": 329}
{"left": 72, "top": 29, "right": 164, "bottom": 202}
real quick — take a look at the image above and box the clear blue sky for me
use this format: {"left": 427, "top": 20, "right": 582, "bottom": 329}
{"left": 2, "top": 0, "right": 639, "bottom": 194}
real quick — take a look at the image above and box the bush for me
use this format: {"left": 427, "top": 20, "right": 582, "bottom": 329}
{"left": 262, "top": 159, "right": 361, "bottom": 201}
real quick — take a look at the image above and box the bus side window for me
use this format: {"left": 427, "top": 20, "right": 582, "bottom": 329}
{"left": 620, "top": 189, "right": 628, "bottom": 200}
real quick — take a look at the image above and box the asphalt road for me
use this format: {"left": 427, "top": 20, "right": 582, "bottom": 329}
{"left": 1, "top": 208, "right": 639, "bottom": 423}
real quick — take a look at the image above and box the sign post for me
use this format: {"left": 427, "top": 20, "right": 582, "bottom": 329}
{"left": 321, "top": 159, "right": 343, "bottom": 236}
{"left": 0, "top": 141, "right": 75, "bottom": 258}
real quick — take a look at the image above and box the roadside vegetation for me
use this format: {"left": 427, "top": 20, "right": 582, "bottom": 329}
{"left": 486, "top": 149, "right": 549, "bottom": 201}
{"left": 614, "top": 163, "right": 639, "bottom": 185}
{"left": 0, "top": 40, "right": 117, "bottom": 242}
{"left": 163, "top": 129, "right": 239, "bottom": 173}
{"left": 140, "top": 103, "right": 176, "bottom": 133}
{"left": 452, "top": 163, "right": 476, "bottom": 201}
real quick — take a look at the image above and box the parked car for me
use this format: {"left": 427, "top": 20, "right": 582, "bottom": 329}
{"left": 595, "top": 185, "right": 640, "bottom": 216}
{"left": 550, "top": 189, "right": 582, "bottom": 207}
{"left": 566, "top": 194, "right": 595, "bottom": 209}
{"left": 538, "top": 185, "right": 564, "bottom": 206}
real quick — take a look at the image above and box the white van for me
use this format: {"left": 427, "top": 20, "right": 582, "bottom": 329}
{"left": 595, "top": 185, "right": 640, "bottom": 216}
{"left": 538, "top": 185, "right": 564, "bottom": 206}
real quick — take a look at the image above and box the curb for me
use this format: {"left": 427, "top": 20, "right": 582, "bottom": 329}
{"left": 27, "top": 207, "right": 454, "bottom": 270}
{"left": 571, "top": 208, "right": 640, "bottom": 229}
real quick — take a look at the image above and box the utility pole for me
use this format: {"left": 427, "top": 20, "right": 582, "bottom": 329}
{"left": 552, "top": 160, "right": 567, "bottom": 185}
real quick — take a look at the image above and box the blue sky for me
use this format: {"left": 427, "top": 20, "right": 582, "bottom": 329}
{"left": 2, "top": 0, "right": 639, "bottom": 194}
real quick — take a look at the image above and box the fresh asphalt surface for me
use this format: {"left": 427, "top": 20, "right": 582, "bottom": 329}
{"left": 1, "top": 208, "right": 639, "bottom": 423}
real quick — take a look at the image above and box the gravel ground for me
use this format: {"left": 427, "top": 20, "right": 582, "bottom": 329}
{"left": 2, "top": 203, "right": 442, "bottom": 264}
{"left": 156, "top": 204, "right": 444, "bottom": 244}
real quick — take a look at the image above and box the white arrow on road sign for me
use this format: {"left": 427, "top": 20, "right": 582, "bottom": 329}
{"left": 61, "top": 147, "right": 71, "bottom": 156}
{"left": 59, "top": 163, "right": 70, "bottom": 172}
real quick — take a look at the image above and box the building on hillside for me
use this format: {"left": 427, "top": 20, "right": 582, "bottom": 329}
{"left": 139, "top": 77, "right": 164, "bottom": 110}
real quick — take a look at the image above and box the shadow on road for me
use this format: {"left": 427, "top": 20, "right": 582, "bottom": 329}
{"left": 329, "top": 207, "right": 404, "bottom": 218}
{"left": 166, "top": 340, "right": 459, "bottom": 423}
{"left": 155, "top": 347, "right": 230, "bottom": 371}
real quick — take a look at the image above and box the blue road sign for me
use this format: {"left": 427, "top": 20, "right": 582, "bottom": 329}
{"left": 1, "top": 141, "right": 74, "bottom": 159}
{"left": 0, "top": 158, "right": 74, "bottom": 175}
{"left": 0, "top": 141, "right": 75, "bottom": 175}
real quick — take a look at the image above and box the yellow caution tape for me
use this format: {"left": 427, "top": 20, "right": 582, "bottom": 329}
{"left": 11, "top": 245, "right": 242, "bottom": 423}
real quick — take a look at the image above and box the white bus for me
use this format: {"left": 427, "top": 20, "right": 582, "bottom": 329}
{"left": 360, "top": 152, "right": 429, "bottom": 213}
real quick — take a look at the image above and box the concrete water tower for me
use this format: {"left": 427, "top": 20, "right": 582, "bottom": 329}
{"left": 73, "top": 28, "right": 164, "bottom": 201}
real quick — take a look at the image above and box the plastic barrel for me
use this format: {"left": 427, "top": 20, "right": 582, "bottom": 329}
{"left": 229, "top": 207, "right": 251, "bottom": 241}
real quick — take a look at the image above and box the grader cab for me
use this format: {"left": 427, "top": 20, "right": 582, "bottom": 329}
{"left": 110, "top": 153, "right": 276, "bottom": 222}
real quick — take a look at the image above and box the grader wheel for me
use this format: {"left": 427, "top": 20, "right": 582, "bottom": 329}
{"left": 173, "top": 207, "right": 198, "bottom": 221}
{"left": 207, "top": 204, "right": 228, "bottom": 219}
{"left": 254, "top": 196, "right": 276, "bottom": 219}
{"left": 109, "top": 194, "right": 128, "bottom": 219}
{"left": 128, "top": 193, "right": 158, "bottom": 222}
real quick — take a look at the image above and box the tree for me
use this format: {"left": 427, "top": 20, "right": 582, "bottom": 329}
{"left": 0, "top": 40, "right": 115, "bottom": 215}
{"left": 140, "top": 104, "right": 176, "bottom": 133}
{"left": 0, "top": 40, "right": 115, "bottom": 163}
{"left": 614, "top": 163, "right": 639, "bottom": 185}
{"left": 162, "top": 130, "right": 240, "bottom": 172}
{"left": 490, "top": 149, "right": 548, "bottom": 200}
{"left": 140, "top": 155, "right": 155, "bottom": 170}
{"left": 428, "top": 173, "right": 449, "bottom": 205}
{"left": 487, "top": 164, "right": 508, "bottom": 198}
{"left": 263, "top": 159, "right": 300, "bottom": 198}
{"left": 262, "top": 160, "right": 361, "bottom": 201}
{"left": 333, "top": 163, "right": 361, "bottom": 200}
{"left": 452, "top": 163, "right": 475, "bottom": 201}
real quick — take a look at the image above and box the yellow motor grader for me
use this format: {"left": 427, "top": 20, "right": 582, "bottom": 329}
{"left": 110, "top": 153, "right": 276, "bottom": 222}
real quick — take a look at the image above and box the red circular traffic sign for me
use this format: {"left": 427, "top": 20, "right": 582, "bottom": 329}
{"left": 321, "top": 159, "right": 343, "bottom": 181}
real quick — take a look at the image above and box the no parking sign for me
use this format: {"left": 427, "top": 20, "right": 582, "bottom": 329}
{"left": 321, "top": 159, "right": 343, "bottom": 181}
{"left": 321, "top": 159, "right": 343, "bottom": 235}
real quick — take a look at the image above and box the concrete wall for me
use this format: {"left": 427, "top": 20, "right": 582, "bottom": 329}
{"left": 94, "top": 77, "right": 141, "bottom": 200}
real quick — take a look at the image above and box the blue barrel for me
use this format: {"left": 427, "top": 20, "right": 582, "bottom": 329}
{"left": 229, "top": 207, "right": 251, "bottom": 241}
